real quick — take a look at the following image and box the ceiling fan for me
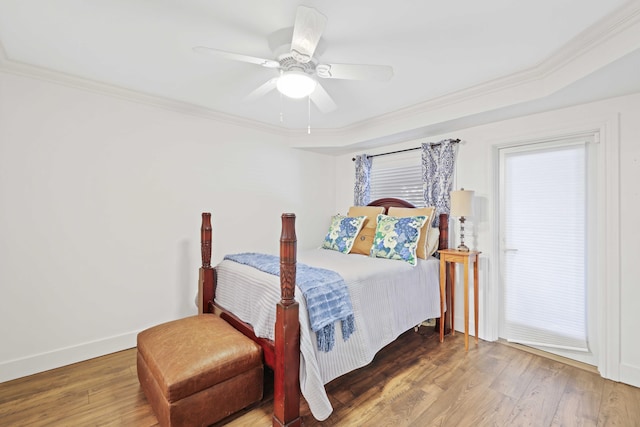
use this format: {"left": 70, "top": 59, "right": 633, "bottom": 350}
{"left": 193, "top": 5, "right": 394, "bottom": 114}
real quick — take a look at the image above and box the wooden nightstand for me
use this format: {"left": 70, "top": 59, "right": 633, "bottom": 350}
{"left": 438, "top": 249, "right": 481, "bottom": 350}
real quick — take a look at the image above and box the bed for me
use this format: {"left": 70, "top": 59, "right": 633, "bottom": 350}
{"left": 197, "top": 198, "right": 451, "bottom": 426}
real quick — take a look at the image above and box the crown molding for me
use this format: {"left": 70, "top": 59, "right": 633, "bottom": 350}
{"left": 289, "top": 0, "right": 640, "bottom": 151}
{"left": 544, "top": 0, "right": 640, "bottom": 71}
{"left": 0, "top": 42, "right": 348, "bottom": 144}
{"left": 0, "top": 49, "right": 289, "bottom": 137}
{"left": 404, "top": 0, "right": 640, "bottom": 120}
{"left": 1, "top": 1, "right": 639, "bottom": 152}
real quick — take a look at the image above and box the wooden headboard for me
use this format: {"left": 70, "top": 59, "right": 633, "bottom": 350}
{"left": 367, "top": 197, "right": 415, "bottom": 212}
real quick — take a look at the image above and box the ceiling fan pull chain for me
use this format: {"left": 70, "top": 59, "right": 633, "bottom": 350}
{"left": 307, "top": 96, "right": 312, "bottom": 134}
{"left": 280, "top": 92, "right": 284, "bottom": 123}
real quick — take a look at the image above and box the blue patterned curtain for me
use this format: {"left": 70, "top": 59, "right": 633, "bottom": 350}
{"left": 353, "top": 154, "right": 372, "bottom": 205}
{"left": 422, "top": 139, "right": 458, "bottom": 226}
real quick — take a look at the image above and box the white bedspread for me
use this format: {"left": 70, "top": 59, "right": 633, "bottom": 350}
{"left": 214, "top": 248, "right": 441, "bottom": 421}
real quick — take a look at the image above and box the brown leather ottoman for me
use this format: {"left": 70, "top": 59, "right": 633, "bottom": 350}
{"left": 137, "top": 314, "right": 263, "bottom": 427}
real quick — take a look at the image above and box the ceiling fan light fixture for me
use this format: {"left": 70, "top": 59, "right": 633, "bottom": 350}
{"left": 277, "top": 71, "right": 317, "bottom": 99}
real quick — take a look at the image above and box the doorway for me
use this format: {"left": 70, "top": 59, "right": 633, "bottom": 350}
{"left": 498, "top": 136, "right": 597, "bottom": 366}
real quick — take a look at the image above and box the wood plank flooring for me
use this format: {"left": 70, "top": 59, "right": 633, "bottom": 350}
{"left": 1, "top": 327, "right": 639, "bottom": 426}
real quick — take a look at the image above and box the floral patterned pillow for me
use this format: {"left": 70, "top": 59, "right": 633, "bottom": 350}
{"left": 321, "top": 215, "right": 367, "bottom": 254}
{"left": 370, "top": 214, "right": 428, "bottom": 266}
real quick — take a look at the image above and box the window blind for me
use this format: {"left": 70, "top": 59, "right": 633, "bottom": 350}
{"left": 369, "top": 151, "right": 424, "bottom": 207}
{"left": 501, "top": 141, "right": 588, "bottom": 351}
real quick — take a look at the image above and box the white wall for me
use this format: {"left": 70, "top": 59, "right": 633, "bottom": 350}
{"left": 335, "top": 92, "right": 640, "bottom": 388}
{"left": 0, "top": 71, "right": 336, "bottom": 382}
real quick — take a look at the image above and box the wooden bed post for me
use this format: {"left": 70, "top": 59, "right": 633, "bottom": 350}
{"left": 273, "top": 213, "right": 301, "bottom": 427}
{"left": 438, "top": 213, "right": 449, "bottom": 251}
{"left": 437, "top": 212, "right": 452, "bottom": 335}
{"left": 198, "top": 212, "right": 215, "bottom": 314}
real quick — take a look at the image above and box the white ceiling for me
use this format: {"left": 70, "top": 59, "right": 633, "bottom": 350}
{"left": 0, "top": 0, "right": 639, "bottom": 149}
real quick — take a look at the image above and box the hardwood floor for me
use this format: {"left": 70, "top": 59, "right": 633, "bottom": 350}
{"left": 1, "top": 327, "right": 639, "bottom": 426}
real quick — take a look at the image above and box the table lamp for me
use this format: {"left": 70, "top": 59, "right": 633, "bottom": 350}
{"left": 450, "top": 188, "right": 474, "bottom": 251}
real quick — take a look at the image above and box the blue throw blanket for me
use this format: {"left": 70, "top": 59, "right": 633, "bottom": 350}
{"left": 224, "top": 252, "right": 355, "bottom": 352}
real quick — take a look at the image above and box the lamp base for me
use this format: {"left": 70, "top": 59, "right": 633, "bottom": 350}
{"left": 457, "top": 215, "right": 470, "bottom": 252}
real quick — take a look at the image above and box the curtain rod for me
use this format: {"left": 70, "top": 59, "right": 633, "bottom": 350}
{"left": 351, "top": 138, "right": 460, "bottom": 161}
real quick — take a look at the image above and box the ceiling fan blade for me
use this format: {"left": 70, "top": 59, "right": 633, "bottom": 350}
{"left": 290, "top": 6, "right": 327, "bottom": 64}
{"left": 316, "top": 63, "right": 394, "bottom": 81}
{"left": 193, "top": 46, "right": 280, "bottom": 69}
{"left": 310, "top": 83, "right": 337, "bottom": 113}
{"left": 244, "top": 78, "right": 278, "bottom": 103}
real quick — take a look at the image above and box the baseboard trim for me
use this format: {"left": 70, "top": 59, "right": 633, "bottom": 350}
{"left": 620, "top": 363, "right": 640, "bottom": 388}
{"left": 0, "top": 332, "right": 137, "bottom": 383}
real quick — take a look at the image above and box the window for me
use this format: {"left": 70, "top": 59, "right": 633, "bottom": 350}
{"left": 369, "top": 150, "right": 424, "bottom": 207}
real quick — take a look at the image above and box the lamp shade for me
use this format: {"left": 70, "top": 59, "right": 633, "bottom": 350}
{"left": 276, "top": 71, "right": 317, "bottom": 98}
{"left": 450, "top": 189, "right": 474, "bottom": 217}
